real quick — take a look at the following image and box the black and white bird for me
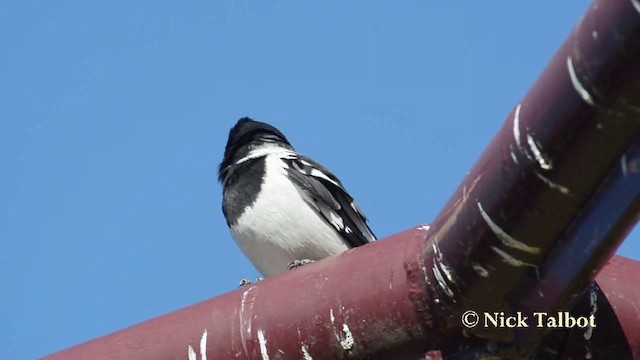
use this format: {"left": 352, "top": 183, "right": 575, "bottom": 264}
{"left": 219, "top": 118, "right": 376, "bottom": 278}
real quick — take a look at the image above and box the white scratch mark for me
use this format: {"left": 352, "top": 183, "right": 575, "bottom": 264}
{"left": 433, "top": 242, "right": 456, "bottom": 284}
{"left": 460, "top": 174, "right": 483, "bottom": 208}
{"left": 512, "top": 104, "right": 533, "bottom": 161}
{"left": 200, "top": 329, "right": 208, "bottom": 360}
{"left": 431, "top": 239, "right": 456, "bottom": 298}
{"left": 632, "top": 0, "right": 640, "bottom": 14}
{"left": 567, "top": 56, "right": 595, "bottom": 106}
{"left": 301, "top": 344, "right": 313, "bottom": 360}
{"left": 469, "top": 174, "right": 483, "bottom": 197}
{"left": 491, "top": 246, "right": 539, "bottom": 271}
{"left": 258, "top": 329, "right": 270, "bottom": 360}
{"left": 416, "top": 224, "right": 430, "bottom": 231}
{"left": 585, "top": 346, "right": 593, "bottom": 359}
{"left": 584, "top": 287, "right": 598, "bottom": 340}
{"left": 471, "top": 262, "right": 490, "bottom": 278}
{"left": 477, "top": 202, "right": 541, "bottom": 254}
{"left": 329, "top": 308, "right": 341, "bottom": 342}
{"left": 513, "top": 104, "right": 523, "bottom": 149}
{"left": 534, "top": 171, "right": 571, "bottom": 195}
{"left": 621, "top": 154, "right": 628, "bottom": 176}
{"left": 239, "top": 287, "right": 256, "bottom": 357}
{"left": 340, "top": 324, "right": 355, "bottom": 350}
{"left": 188, "top": 345, "right": 197, "bottom": 360}
{"left": 526, "top": 134, "right": 553, "bottom": 170}
{"left": 510, "top": 147, "right": 518, "bottom": 164}
{"left": 462, "top": 184, "right": 468, "bottom": 202}
{"left": 592, "top": 31, "right": 598, "bottom": 40}
{"left": 432, "top": 263, "right": 454, "bottom": 297}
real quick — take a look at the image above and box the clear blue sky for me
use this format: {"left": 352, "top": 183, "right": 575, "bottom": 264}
{"left": 2, "top": 2, "right": 638, "bottom": 359}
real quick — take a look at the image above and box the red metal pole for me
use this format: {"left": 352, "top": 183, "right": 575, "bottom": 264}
{"left": 41, "top": 246, "right": 640, "bottom": 360}
{"left": 43, "top": 0, "right": 640, "bottom": 358}
{"left": 44, "top": 228, "right": 441, "bottom": 360}
{"left": 596, "top": 257, "right": 640, "bottom": 358}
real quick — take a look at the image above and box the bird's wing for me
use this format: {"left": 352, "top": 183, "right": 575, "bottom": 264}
{"left": 280, "top": 152, "right": 376, "bottom": 247}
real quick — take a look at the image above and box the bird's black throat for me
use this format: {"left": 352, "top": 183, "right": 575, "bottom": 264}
{"left": 221, "top": 156, "right": 266, "bottom": 226}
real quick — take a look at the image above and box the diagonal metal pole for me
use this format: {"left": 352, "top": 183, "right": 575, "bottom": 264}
{"left": 43, "top": 0, "right": 640, "bottom": 358}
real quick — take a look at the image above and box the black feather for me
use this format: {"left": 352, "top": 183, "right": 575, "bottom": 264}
{"left": 281, "top": 154, "right": 376, "bottom": 247}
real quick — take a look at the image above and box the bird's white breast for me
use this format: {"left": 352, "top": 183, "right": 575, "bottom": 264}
{"left": 230, "top": 153, "right": 350, "bottom": 277}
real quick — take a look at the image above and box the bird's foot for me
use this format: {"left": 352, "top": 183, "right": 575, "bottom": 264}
{"left": 238, "top": 277, "right": 263, "bottom": 287}
{"left": 287, "top": 259, "right": 316, "bottom": 271}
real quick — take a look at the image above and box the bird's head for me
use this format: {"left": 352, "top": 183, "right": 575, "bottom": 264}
{"left": 219, "top": 118, "right": 293, "bottom": 182}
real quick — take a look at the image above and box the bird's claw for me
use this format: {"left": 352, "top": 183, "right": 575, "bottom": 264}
{"left": 238, "top": 277, "right": 263, "bottom": 287}
{"left": 287, "top": 259, "right": 316, "bottom": 271}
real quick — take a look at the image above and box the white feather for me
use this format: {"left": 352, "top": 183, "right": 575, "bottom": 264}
{"left": 230, "top": 152, "right": 350, "bottom": 277}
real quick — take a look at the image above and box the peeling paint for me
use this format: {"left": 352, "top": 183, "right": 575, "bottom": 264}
{"left": 301, "top": 344, "right": 313, "bottom": 360}
{"left": 416, "top": 224, "right": 430, "bottom": 231}
{"left": 526, "top": 134, "right": 553, "bottom": 170}
{"left": 592, "top": 30, "right": 598, "bottom": 40}
{"left": 258, "top": 329, "right": 270, "bottom": 360}
{"left": 567, "top": 56, "right": 595, "bottom": 105}
{"left": 534, "top": 171, "right": 571, "bottom": 195}
{"left": 330, "top": 309, "right": 355, "bottom": 351}
{"left": 340, "top": 324, "right": 355, "bottom": 350}
{"left": 478, "top": 202, "right": 541, "bottom": 254}
{"left": 491, "top": 246, "right": 539, "bottom": 271}
{"left": 471, "top": 262, "right": 490, "bottom": 278}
